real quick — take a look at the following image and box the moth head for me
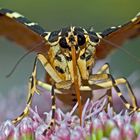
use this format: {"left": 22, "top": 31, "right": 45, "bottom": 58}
{"left": 47, "top": 26, "right": 100, "bottom": 53}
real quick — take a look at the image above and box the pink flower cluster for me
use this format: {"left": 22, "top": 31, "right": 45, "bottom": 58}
{"left": 0, "top": 97, "right": 140, "bottom": 140}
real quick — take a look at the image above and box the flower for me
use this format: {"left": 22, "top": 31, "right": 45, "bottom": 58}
{"left": 0, "top": 95, "right": 140, "bottom": 140}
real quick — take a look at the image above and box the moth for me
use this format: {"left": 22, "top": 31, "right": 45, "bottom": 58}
{"left": 0, "top": 8, "right": 140, "bottom": 134}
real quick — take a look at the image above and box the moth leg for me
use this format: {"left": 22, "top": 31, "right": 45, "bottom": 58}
{"left": 12, "top": 53, "right": 62, "bottom": 124}
{"left": 96, "top": 63, "right": 110, "bottom": 74}
{"left": 42, "top": 85, "right": 56, "bottom": 135}
{"left": 12, "top": 56, "right": 40, "bottom": 124}
{"left": 105, "top": 89, "right": 113, "bottom": 109}
{"left": 12, "top": 79, "right": 32, "bottom": 124}
{"left": 108, "top": 77, "right": 138, "bottom": 113}
{"left": 108, "top": 76, "right": 138, "bottom": 112}
{"left": 38, "top": 81, "right": 65, "bottom": 135}
{"left": 97, "top": 63, "right": 112, "bottom": 104}
{"left": 91, "top": 63, "right": 138, "bottom": 109}
{"left": 89, "top": 74, "right": 137, "bottom": 112}
{"left": 94, "top": 63, "right": 113, "bottom": 107}
{"left": 116, "top": 77, "right": 138, "bottom": 109}
{"left": 37, "top": 80, "right": 62, "bottom": 94}
{"left": 37, "top": 53, "right": 62, "bottom": 83}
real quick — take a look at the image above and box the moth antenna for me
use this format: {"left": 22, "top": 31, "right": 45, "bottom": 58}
{"left": 6, "top": 33, "right": 62, "bottom": 78}
{"left": 6, "top": 40, "right": 45, "bottom": 78}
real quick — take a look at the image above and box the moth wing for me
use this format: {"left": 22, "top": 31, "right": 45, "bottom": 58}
{"left": 96, "top": 13, "right": 140, "bottom": 59}
{"left": 0, "top": 8, "right": 49, "bottom": 54}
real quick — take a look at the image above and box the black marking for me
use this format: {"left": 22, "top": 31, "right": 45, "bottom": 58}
{"left": 74, "top": 27, "right": 84, "bottom": 34}
{"left": 88, "top": 32, "right": 99, "bottom": 43}
{"left": 61, "top": 27, "right": 70, "bottom": 37}
{"left": 0, "top": 8, "right": 13, "bottom": 14}
{"left": 87, "top": 66, "right": 90, "bottom": 70}
{"left": 80, "top": 53, "right": 85, "bottom": 60}
{"left": 30, "top": 76, "right": 34, "bottom": 89}
{"left": 19, "top": 112, "right": 24, "bottom": 118}
{"left": 115, "top": 85, "right": 121, "bottom": 93}
{"left": 43, "top": 130, "right": 47, "bottom": 135}
{"left": 119, "top": 95, "right": 134, "bottom": 110}
{"left": 48, "top": 30, "right": 60, "bottom": 43}
{"left": 137, "top": 21, "right": 140, "bottom": 25}
{"left": 52, "top": 109, "right": 55, "bottom": 119}
{"left": 28, "top": 24, "right": 46, "bottom": 35}
{"left": 51, "top": 87, "right": 55, "bottom": 103}
{"left": 65, "top": 56, "right": 72, "bottom": 61}
{"left": 50, "top": 121, "right": 54, "bottom": 126}
{"left": 75, "top": 45, "right": 78, "bottom": 51}
{"left": 59, "top": 37, "right": 70, "bottom": 49}
{"left": 50, "top": 86, "right": 56, "bottom": 130}
{"left": 55, "top": 66, "right": 65, "bottom": 74}
{"left": 55, "top": 54, "right": 62, "bottom": 62}
{"left": 52, "top": 99, "right": 55, "bottom": 107}
{"left": 13, "top": 118, "right": 18, "bottom": 122}
{"left": 129, "top": 105, "right": 135, "bottom": 110}
{"left": 69, "top": 35, "right": 75, "bottom": 42}
{"left": 121, "top": 21, "right": 131, "bottom": 28}
{"left": 72, "top": 93, "right": 76, "bottom": 96}
{"left": 15, "top": 16, "right": 32, "bottom": 24}
{"left": 86, "top": 54, "right": 92, "bottom": 61}
{"left": 41, "top": 32, "right": 48, "bottom": 37}
{"left": 27, "top": 94, "right": 32, "bottom": 105}
{"left": 101, "top": 27, "right": 118, "bottom": 37}
{"left": 87, "top": 28, "right": 99, "bottom": 42}
{"left": 72, "top": 98, "right": 77, "bottom": 102}
{"left": 77, "top": 34, "right": 86, "bottom": 46}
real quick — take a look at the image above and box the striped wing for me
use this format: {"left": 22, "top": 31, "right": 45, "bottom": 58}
{"left": 96, "top": 13, "right": 140, "bottom": 59}
{"left": 0, "top": 8, "right": 49, "bottom": 54}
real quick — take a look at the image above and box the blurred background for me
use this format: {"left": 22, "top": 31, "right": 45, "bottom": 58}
{"left": 0, "top": 0, "right": 139, "bottom": 120}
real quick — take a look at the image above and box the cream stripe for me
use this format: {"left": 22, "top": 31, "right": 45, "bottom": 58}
{"left": 25, "top": 22, "right": 38, "bottom": 26}
{"left": 131, "top": 17, "right": 137, "bottom": 22}
{"left": 6, "top": 12, "right": 23, "bottom": 18}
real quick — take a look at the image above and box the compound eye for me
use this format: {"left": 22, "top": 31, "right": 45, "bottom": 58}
{"left": 77, "top": 34, "right": 85, "bottom": 46}
{"left": 59, "top": 37, "right": 69, "bottom": 48}
{"left": 88, "top": 32, "right": 100, "bottom": 44}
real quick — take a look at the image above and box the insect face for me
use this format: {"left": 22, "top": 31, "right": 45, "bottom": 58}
{"left": 45, "top": 26, "right": 99, "bottom": 84}
{"left": 47, "top": 26, "right": 99, "bottom": 52}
